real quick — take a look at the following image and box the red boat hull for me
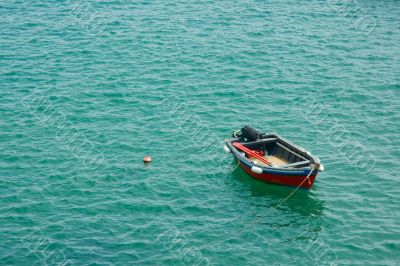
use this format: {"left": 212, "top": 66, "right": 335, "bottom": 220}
{"left": 239, "top": 162, "right": 317, "bottom": 189}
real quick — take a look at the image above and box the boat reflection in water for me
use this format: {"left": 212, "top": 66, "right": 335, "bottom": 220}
{"left": 228, "top": 165, "right": 324, "bottom": 218}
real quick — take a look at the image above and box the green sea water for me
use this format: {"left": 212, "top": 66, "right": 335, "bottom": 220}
{"left": 1, "top": 0, "right": 399, "bottom": 265}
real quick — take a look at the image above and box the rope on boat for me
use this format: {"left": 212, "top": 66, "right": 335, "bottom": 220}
{"left": 233, "top": 130, "right": 241, "bottom": 138}
{"left": 305, "top": 166, "right": 314, "bottom": 186}
{"left": 276, "top": 166, "right": 316, "bottom": 208}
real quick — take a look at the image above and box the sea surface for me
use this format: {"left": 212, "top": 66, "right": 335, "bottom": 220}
{"left": 1, "top": 0, "right": 399, "bottom": 265}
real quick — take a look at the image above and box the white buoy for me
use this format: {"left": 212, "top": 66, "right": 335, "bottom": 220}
{"left": 318, "top": 164, "right": 325, "bottom": 172}
{"left": 223, "top": 145, "right": 231, "bottom": 153}
{"left": 251, "top": 166, "right": 263, "bottom": 174}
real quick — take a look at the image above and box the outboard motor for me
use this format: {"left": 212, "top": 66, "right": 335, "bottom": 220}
{"left": 240, "top": 125, "right": 263, "bottom": 141}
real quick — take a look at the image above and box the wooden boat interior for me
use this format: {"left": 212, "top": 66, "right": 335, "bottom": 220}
{"left": 240, "top": 138, "right": 311, "bottom": 169}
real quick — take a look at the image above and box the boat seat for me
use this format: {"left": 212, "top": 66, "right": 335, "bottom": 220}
{"left": 250, "top": 158, "right": 272, "bottom": 167}
{"left": 266, "top": 155, "right": 288, "bottom": 166}
{"left": 250, "top": 155, "right": 288, "bottom": 167}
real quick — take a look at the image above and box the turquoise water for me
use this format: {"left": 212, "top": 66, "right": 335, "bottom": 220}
{"left": 1, "top": 0, "right": 399, "bottom": 265}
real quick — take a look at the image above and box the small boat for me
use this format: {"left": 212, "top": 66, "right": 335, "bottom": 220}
{"left": 224, "top": 125, "right": 324, "bottom": 189}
